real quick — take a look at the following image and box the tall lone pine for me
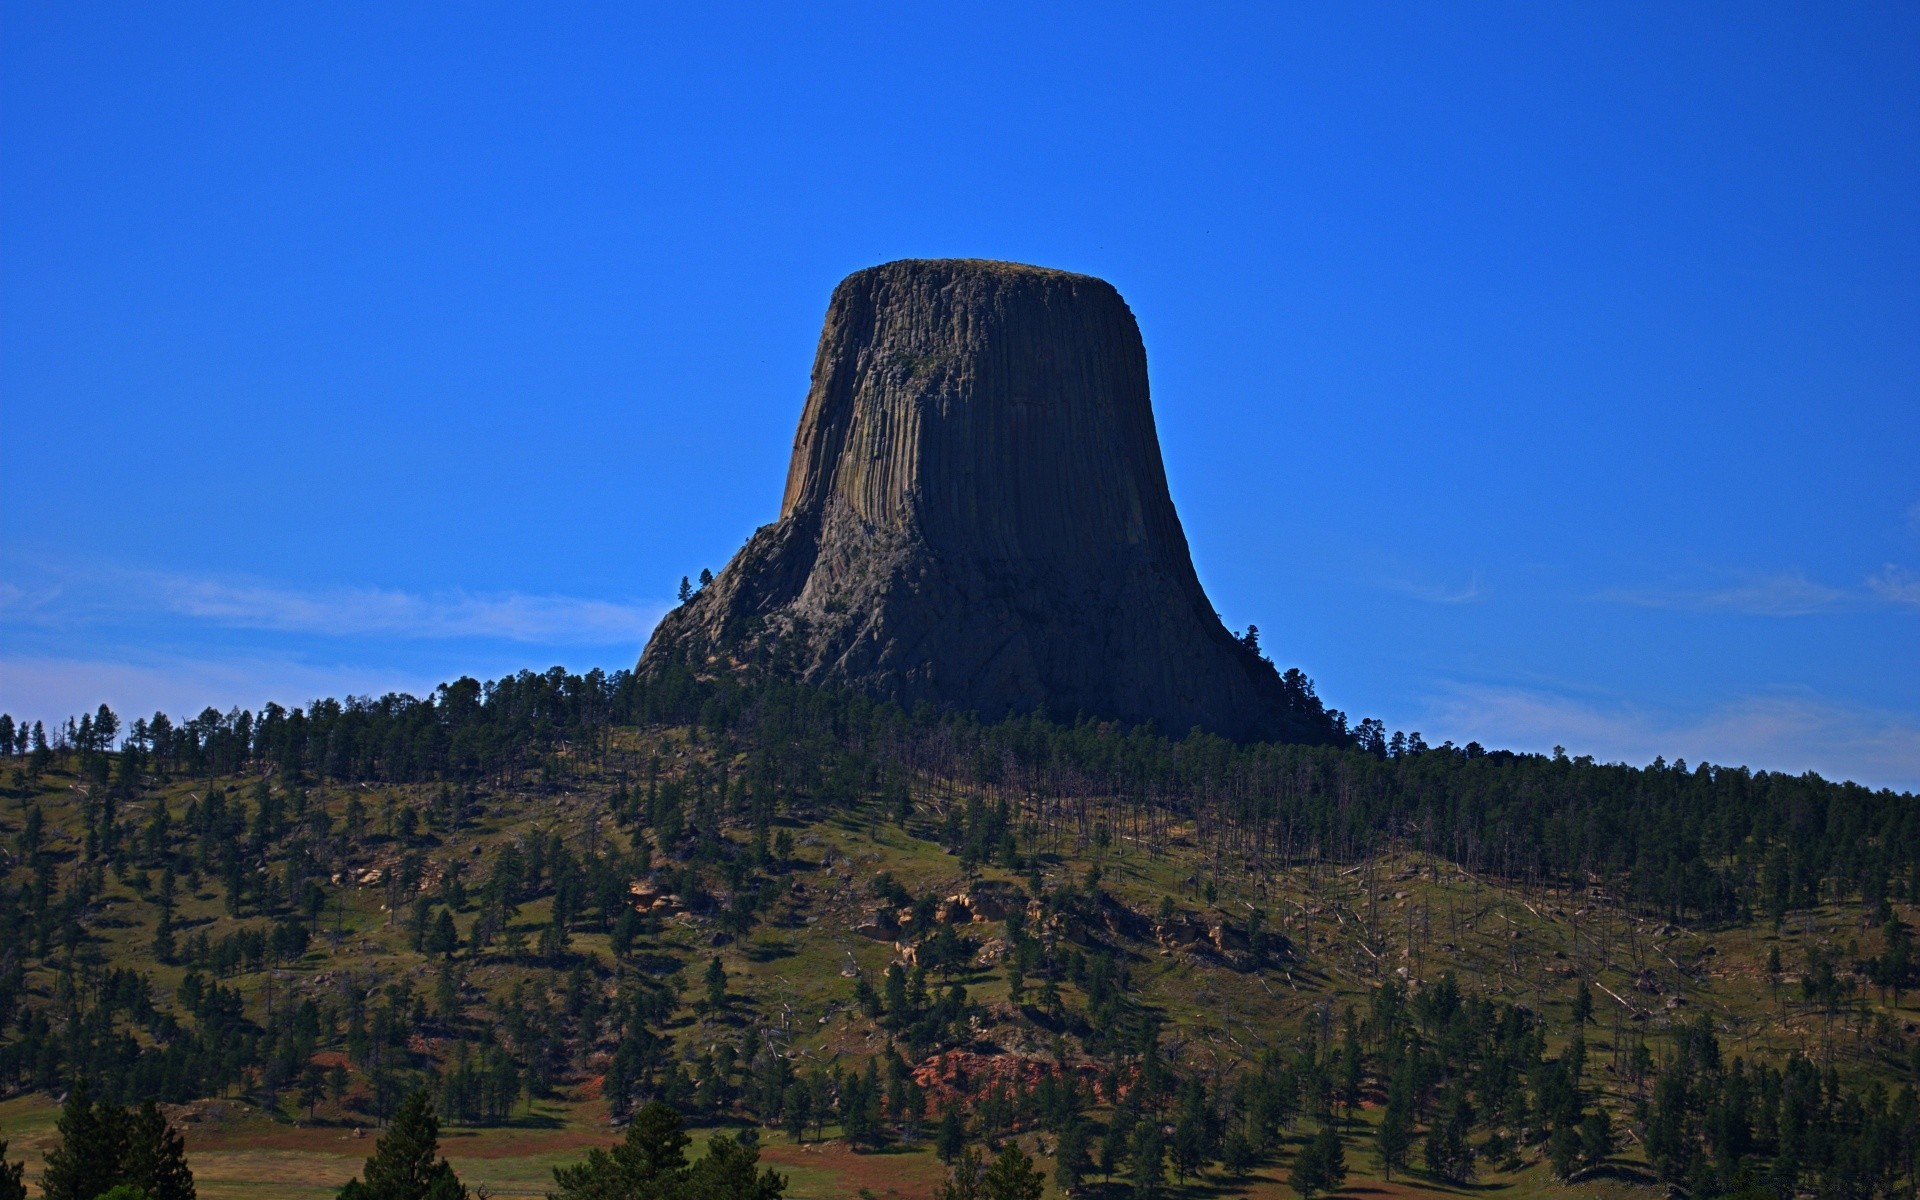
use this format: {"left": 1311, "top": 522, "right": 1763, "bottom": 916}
{"left": 642, "top": 259, "right": 1337, "bottom": 743}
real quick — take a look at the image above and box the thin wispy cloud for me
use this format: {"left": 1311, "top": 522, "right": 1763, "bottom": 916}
{"left": 1386, "top": 572, "right": 1487, "bottom": 605}
{"left": 0, "top": 561, "right": 670, "bottom": 646}
{"left": 1869, "top": 565, "right": 1920, "bottom": 609}
{"left": 156, "top": 574, "right": 668, "bottom": 644}
{"left": 0, "top": 581, "right": 62, "bottom": 615}
{"left": 0, "top": 653, "right": 440, "bottom": 726}
{"left": 1598, "top": 568, "right": 1920, "bottom": 617}
{"left": 1414, "top": 681, "right": 1920, "bottom": 792}
{"left": 1603, "top": 571, "right": 1846, "bottom": 616}
{"left": 0, "top": 563, "right": 670, "bottom": 722}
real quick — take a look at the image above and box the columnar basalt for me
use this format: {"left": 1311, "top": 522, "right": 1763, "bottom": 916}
{"left": 640, "top": 259, "right": 1331, "bottom": 742}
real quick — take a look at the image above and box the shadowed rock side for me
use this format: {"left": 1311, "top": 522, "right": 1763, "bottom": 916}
{"left": 641, "top": 259, "right": 1339, "bottom": 743}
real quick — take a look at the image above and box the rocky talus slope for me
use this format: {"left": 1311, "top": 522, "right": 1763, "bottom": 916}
{"left": 642, "top": 258, "right": 1322, "bottom": 741}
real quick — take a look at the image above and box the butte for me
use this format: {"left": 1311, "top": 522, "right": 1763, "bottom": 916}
{"left": 640, "top": 258, "right": 1336, "bottom": 743}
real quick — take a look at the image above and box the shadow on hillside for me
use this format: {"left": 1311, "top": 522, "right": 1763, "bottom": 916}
{"left": 744, "top": 940, "right": 797, "bottom": 963}
{"left": 1570, "top": 1162, "right": 1658, "bottom": 1186}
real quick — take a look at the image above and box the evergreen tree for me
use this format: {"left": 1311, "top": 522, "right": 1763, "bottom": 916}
{"left": 122, "top": 1101, "right": 196, "bottom": 1200}
{"left": 935, "top": 1103, "right": 967, "bottom": 1164}
{"left": 1220, "top": 1129, "right": 1256, "bottom": 1178}
{"left": 980, "top": 1144, "right": 1045, "bottom": 1200}
{"left": 1422, "top": 1095, "right": 1476, "bottom": 1185}
{"left": 1375, "top": 1090, "right": 1412, "bottom": 1179}
{"left": 338, "top": 1091, "right": 467, "bottom": 1200}
{"left": 0, "top": 1138, "right": 26, "bottom": 1200}
{"left": 1289, "top": 1124, "right": 1346, "bottom": 1200}
{"left": 551, "top": 1100, "right": 783, "bottom": 1200}
{"left": 554, "top": 1100, "right": 689, "bottom": 1198}
{"left": 41, "top": 1082, "right": 123, "bottom": 1200}
{"left": 426, "top": 909, "right": 459, "bottom": 959}
{"left": 1547, "top": 1126, "right": 1581, "bottom": 1181}
{"left": 781, "top": 1083, "right": 809, "bottom": 1143}
{"left": 1131, "top": 1121, "right": 1166, "bottom": 1200}
{"left": 1579, "top": 1109, "right": 1614, "bottom": 1167}
{"left": 681, "top": 1135, "right": 785, "bottom": 1200}
{"left": 1055, "top": 1118, "right": 1094, "bottom": 1190}
{"left": 933, "top": 1148, "right": 985, "bottom": 1200}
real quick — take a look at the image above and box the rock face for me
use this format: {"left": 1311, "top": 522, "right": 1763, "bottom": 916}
{"left": 640, "top": 259, "right": 1332, "bottom": 742}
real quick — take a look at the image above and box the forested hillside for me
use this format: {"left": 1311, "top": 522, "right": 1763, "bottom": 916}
{"left": 0, "top": 666, "right": 1915, "bottom": 1199}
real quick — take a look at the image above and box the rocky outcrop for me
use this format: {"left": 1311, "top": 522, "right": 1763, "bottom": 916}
{"left": 640, "top": 259, "right": 1338, "bottom": 743}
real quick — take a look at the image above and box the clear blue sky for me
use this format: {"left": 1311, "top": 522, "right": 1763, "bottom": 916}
{"left": 3, "top": 5, "right": 1916, "bottom": 788}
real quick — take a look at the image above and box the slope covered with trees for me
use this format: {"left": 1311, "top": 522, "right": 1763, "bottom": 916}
{"left": 0, "top": 666, "right": 1915, "bottom": 1199}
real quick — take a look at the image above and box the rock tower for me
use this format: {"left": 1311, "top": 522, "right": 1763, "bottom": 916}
{"left": 640, "top": 259, "right": 1331, "bottom": 742}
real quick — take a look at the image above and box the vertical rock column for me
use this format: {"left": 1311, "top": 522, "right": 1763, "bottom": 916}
{"left": 641, "top": 258, "right": 1325, "bottom": 743}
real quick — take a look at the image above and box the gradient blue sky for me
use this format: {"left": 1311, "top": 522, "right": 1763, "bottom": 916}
{"left": 3, "top": 5, "right": 1916, "bottom": 788}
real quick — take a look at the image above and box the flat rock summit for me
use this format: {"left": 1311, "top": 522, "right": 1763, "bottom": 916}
{"left": 641, "top": 258, "right": 1335, "bottom": 742}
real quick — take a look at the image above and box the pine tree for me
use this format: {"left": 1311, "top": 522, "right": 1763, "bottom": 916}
{"left": 1131, "top": 1122, "right": 1166, "bottom": 1200}
{"left": 935, "top": 1103, "right": 967, "bottom": 1164}
{"left": 122, "top": 1101, "right": 196, "bottom": 1200}
{"left": 933, "top": 1148, "right": 985, "bottom": 1200}
{"left": 41, "top": 1082, "right": 123, "bottom": 1200}
{"left": 152, "top": 908, "right": 177, "bottom": 962}
{"left": 0, "top": 1138, "right": 26, "bottom": 1200}
{"left": 338, "top": 1090, "right": 467, "bottom": 1200}
{"left": 1054, "top": 1119, "right": 1093, "bottom": 1191}
{"left": 1375, "top": 1090, "right": 1412, "bottom": 1179}
{"left": 979, "top": 1143, "right": 1045, "bottom": 1200}
{"left": 781, "top": 1082, "right": 809, "bottom": 1143}
{"left": 1290, "top": 1124, "right": 1345, "bottom": 1200}
{"left": 1579, "top": 1109, "right": 1615, "bottom": 1167}
{"left": 681, "top": 1134, "right": 785, "bottom": 1200}
{"left": 426, "top": 908, "right": 458, "bottom": 959}
{"left": 551, "top": 1100, "right": 688, "bottom": 1198}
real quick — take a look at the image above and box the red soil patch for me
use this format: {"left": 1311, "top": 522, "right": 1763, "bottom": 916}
{"left": 910, "top": 1050, "right": 1114, "bottom": 1114}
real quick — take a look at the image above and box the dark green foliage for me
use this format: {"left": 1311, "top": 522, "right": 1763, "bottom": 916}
{"left": 933, "top": 1147, "right": 984, "bottom": 1200}
{"left": 40, "top": 1082, "right": 122, "bottom": 1200}
{"left": 1054, "top": 1118, "right": 1093, "bottom": 1190}
{"left": 979, "top": 1144, "right": 1045, "bottom": 1200}
{"left": 426, "top": 909, "right": 458, "bottom": 959}
{"left": 1130, "top": 1120, "right": 1166, "bottom": 1200}
{"left": 935, "top": 1102, "right": 967, "bottom": 1165}
{"left": 1374, "top": 1088, "right": 1412, "bottom": 1179}
{"left": 550, "top": 1101, "right": 784, "bottom": 1200}
{"left": 337, "top": 1091, "right": 466, "bottom": 1200}
{"left": 39, "top": 1085, "right": 195, "bottom": 1200}
{"left": 1289, "top": 1124, "right": 1346, "bottom": 1200}
{"left": 1421, "top": 1089, "right": 1476, "bottom": 1184}
{"left": 0, "top": 1138, "right": 23, "bottom": 1200}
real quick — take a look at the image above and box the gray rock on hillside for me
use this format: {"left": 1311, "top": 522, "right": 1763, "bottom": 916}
{"left": 640, "top": 258, "right": 1333, "bottom": 742}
